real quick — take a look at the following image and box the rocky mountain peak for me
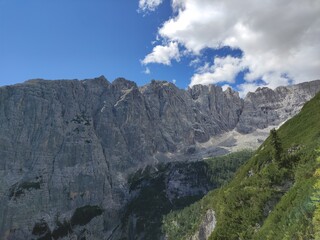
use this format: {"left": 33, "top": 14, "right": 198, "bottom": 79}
{"left": 112, "top": 77, "right": 137, "bottom": 90}
{"left": 255, "top": 86, "right": 271, "bottom": 92}
{"left": 188, "top": 84, "right": 210, "bottom": 100}
{"left": 140, "top": 80, "right": 179, "bottom": 94}
{"left": 224, "top": 86, "right": 240, "bottom": 98}
{"left": 81, "top": 75, "right": 110, "bottom": 85}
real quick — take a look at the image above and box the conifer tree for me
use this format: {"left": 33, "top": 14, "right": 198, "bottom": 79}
{"left": 270, "top": 129, "right": 283, "bottom": 165}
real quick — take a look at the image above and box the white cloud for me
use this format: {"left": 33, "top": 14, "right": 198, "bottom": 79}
{"left": 172, "top": 79, "right": 176, "bottom": 84}
{"left": 190, "top": 56, "right": 243, "bottom": 86}
{"left": 142, "top": 42, "right": 180, "bottom": 65}
{"left": 189, "top": 58, "right": 201, "bottom": 67}
{"left": 143, "top": 67, "right": 151, "bottom": 74}
{"left": 145, "top": 0, "right": 320, "bottom": 94}
{"left": 139, "top": 0, "right": 163, "bottom": 12}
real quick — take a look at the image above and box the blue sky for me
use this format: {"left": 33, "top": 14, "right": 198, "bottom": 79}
{"left": 0, "top": 0, "right": 183, "bottom": 87}
{"left": 0, "top": 0, "right": 319, "bottom": 95}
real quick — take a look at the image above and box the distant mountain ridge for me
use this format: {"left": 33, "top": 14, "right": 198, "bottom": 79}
{"left": 0, "top": 77, "right": 319, "bottom": 239}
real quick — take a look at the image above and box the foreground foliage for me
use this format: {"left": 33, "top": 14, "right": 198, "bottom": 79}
{"left": 163, "top": 92, "right": 320, "bottom": 240}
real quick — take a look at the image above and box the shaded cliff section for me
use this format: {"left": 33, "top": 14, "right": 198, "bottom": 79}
{"left": 0, "top": 76, "right": 319, "bottom": 239}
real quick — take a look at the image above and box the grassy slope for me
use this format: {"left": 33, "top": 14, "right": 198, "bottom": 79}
{"left": 163, "top": 92, "right": 320, "bottom": 240}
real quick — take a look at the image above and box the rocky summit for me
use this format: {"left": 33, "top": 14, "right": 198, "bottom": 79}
{"left": 0, "top": 76, "right": 319, "bottom": 239}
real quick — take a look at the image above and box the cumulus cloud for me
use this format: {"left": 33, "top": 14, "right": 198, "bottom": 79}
{"left": 139, "top": 0, "right": 163, "bottom": 12}
{"left": 190, "top": 56, "right": 243, "bottom": 86}
{"left": 144, "top": 0, "right": 320, "bottom": 96}
{"left": 189, "top": 58, "right": 201, "bottom": 67}
{"left": 142, "top": 42, "right": 180, "bottom": 65}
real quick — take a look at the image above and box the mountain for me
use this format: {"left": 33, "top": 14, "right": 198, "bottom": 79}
{"left": 0, "top": 77, "right": 319, "bottom": 239}
{"left": 163, "top": 91, "right": 320, "bottom": 239}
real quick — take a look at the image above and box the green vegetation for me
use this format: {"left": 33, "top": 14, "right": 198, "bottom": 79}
{"left": 163, "top": 92, "right": 320, "bottom": 240}
{"left": 70, "top": 205, "right": 103, "bottom": 226}
{"left": 32, "top": 220, "right": 51, "bottom": 240}
{"left": 125, "top": 150, "right": 253, "bottom": 239}
{"left": 162, "top": 150, "right": 253, "bottom": 239}
{"left": 71, "top": 112, "right": 91, "bottom": 126}
{"left": 40, "top": 205, "right": 103, "bottom": 239}
{"left": 51, "top": 220, "right": 72, "bottom": 240}
{"left": 311, "top": 154, "right": 320, "bottom": 239}
{"left": 125, "top": 167, "right": 187, "bottom": 239}
{"left": 270, "top": 128, "right": 283, "bottom": 164}
{"left": 125, "top": 163, "right": 204, "bottom": 239}
{"left": 204, "top": 150, "right": 254, "bottom": 186}
{"left": 9, "top": 177, "right": 43, "bottom": 200}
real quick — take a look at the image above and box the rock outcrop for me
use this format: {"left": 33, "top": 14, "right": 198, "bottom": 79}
{"left": 0, "top": 76, "right": 319, "bottom": 239}
{"left": 189, "top": 209, "right": 216, "bottom": 240}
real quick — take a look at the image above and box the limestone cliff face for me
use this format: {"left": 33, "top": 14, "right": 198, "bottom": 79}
{"left": 187, "top": 84, "right": 243, "bottom": 142}
{"left": 0, "top": 76, "right": 319, "bottom": 239}
{"left": 237, "top": 80, "right": 320, "bottom": 133}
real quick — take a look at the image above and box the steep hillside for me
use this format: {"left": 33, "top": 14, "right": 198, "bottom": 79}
{"left": 163, "top": 92, "right": 320, "bottom": 239}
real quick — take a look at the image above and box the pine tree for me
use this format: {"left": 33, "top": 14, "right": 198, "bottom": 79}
{"left": 270, "top": 129, "right": 283, "bottom": 166}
